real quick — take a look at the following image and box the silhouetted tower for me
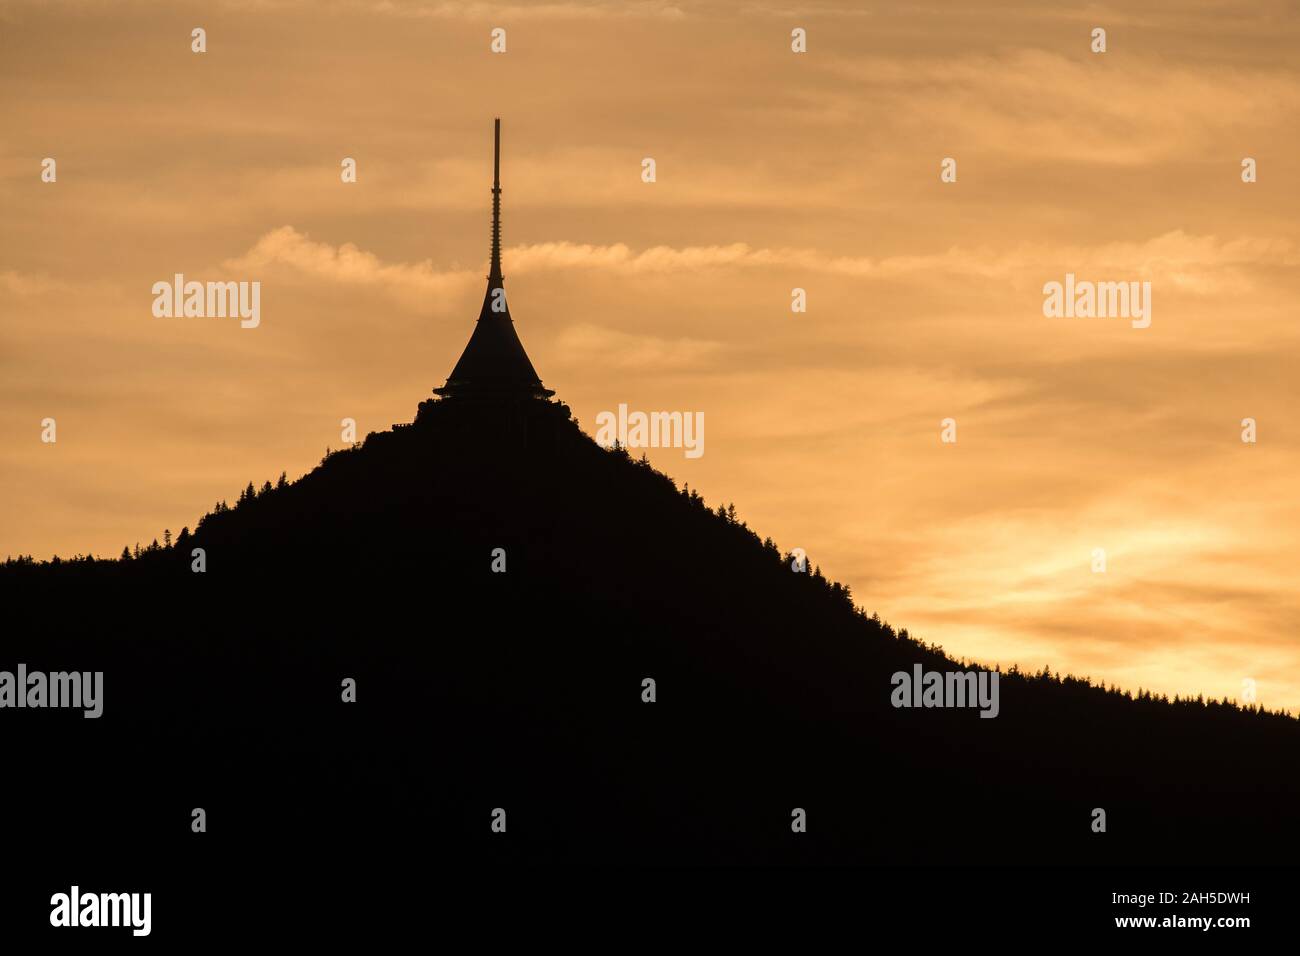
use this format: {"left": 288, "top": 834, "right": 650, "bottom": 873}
{"left": 434, "top": 119, "right": 555, "bottom": 401}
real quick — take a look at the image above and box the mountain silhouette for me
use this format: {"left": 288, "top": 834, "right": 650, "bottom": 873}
{"left": 4, "top": 120, "right": 1297, "bottom": 881}
{"left": 5, "top": 395, "right": 1299, "bottom": 869}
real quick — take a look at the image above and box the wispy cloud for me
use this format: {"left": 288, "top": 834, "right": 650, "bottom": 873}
{"left": 217, "top": 0, "right": 688, "bottom": 19}
{"left": 227, "top": 225, "right": 1300, "bottom": 293}
{"left": 820, "top": 49, "right": 1300, "bottom": 165}
{"left": 0, "top": 271, "right": 66, "bottom": 297}
{"left": 223, "top": 226, "right": 478, "bottom": 309}
{"left": 554, "top": 323, "right": 724, "bottom": 371}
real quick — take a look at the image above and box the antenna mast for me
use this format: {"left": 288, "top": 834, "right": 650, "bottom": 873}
{"left": 490, "top": 118, "right": 502, "bottom": 283}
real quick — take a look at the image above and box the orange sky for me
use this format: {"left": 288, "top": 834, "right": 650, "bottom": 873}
{"left": 3, "top": 0, "right": 1298, "bottom": 711}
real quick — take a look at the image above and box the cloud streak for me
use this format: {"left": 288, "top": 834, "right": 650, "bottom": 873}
{"left": 227, "top": 226, "right": 1300, "bottom": 293}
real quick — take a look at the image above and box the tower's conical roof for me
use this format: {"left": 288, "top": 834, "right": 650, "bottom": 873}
{"left": 434, "top": 119, "right": 554, "bottom": 401}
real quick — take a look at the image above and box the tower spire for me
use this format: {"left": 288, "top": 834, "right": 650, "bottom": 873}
{"left": 490, "top": 118, "right": 502, "bottom": 284}
{"left": 433, "top": 118, "right": 554, "bottom": 402}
